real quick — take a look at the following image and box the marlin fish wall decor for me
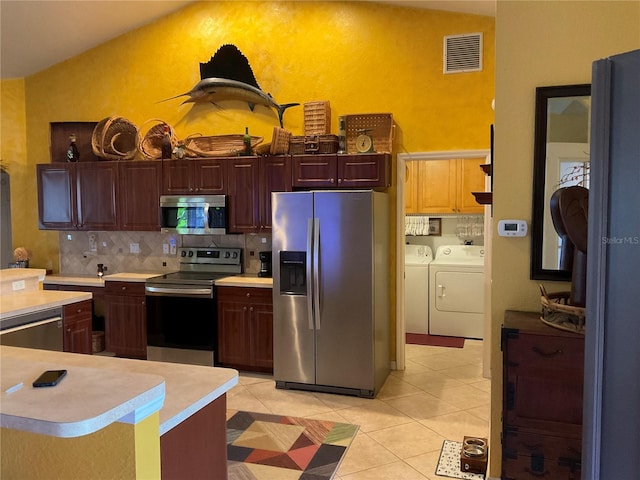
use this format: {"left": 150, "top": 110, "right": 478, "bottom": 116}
{"left": 163, "top": 44, "right": 299, "bottom": 127}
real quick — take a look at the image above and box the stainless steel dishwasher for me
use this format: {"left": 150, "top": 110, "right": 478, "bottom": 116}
{"left": 0, "top": 307, "right": 64, "bottom": 351}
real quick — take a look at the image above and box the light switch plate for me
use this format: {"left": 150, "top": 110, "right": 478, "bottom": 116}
{"left": 130, "top": 243, "right": 140, "bottom": 254}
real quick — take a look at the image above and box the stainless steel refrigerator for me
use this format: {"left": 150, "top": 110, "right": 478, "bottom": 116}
{"left": 272, "top": 190, "right": 390, "bottom": 398}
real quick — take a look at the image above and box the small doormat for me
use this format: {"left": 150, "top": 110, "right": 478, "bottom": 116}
{"left": 227, "top": 410, "right": 358, "bottom": 480}
{"left": 406, "top": 333, "right": 465, "bottom": 348}
{"left": 436, "top": 440, "right": 485, "bottom": 479}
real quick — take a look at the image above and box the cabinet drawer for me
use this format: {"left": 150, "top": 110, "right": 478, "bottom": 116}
{"left": 503, "top": 429, "right": 581, "bottom": 463}
{"left": 105, "top": 281, "right": 146, "bottom": 296}
{"left": 63, "top": 300, "right": 92, "bottom": 320}
{"left": 502, "top": 451, "right": 581, "bottom": 480}
{"left": 505, "top": 332, "right": 584, "bottom": 372}
{"left": 217, "top": 286, "right": 272, "bottom": 302}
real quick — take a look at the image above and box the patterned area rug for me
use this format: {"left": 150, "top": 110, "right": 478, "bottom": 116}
{"left": 436, "top": 440, "right": 485, "bottom": 479}
{"left": 227, "top": 410, "right": 358, "bottom": 480}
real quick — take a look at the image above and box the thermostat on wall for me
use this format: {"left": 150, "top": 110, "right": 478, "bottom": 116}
{"left": 498, "top": 220, "right": 528, "bottom": 237}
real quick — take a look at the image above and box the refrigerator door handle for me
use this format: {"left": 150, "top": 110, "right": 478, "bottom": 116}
{"left": 313, "top": 217, "right": 321, "bottom": 330}
{"left": 306, "top": 218, "right": 314, "bottom": 330}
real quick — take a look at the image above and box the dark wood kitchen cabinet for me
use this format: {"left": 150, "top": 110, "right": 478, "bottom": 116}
{"left": 105, "top": 281, "right": 147, "bottom": 359}
{"left": 63, "top": 300, "right": 92, "bottom": 354}
{"left": 226, "top": 156, "right": 292, "bottom": 233}
{"left": 217, "top": 286, "right": 273, "bottom": 373}
{"left": 37, "top": 162, "right": 118, "bottom": 230}
{"left": 118, "top": 160, "right": 162, "bottom": 230}
{"left": 292, "top": 153, "right": 390, "bottom": 189}
{"left": 502, "top": 311, "right": 584, "bottom": 479}
{"left": 162, "top": 158, "right": 226, "bottom": 195}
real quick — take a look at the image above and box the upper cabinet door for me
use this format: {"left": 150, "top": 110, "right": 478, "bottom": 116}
{"left": 339, "top": 154, "right": 390, "bottom": 188}
{"left": 292, "top": 154, "right": 338, "bottom": 187}
{"left": 76, "top": 162, "right": 119, "bottom": 230}
{"left": 119, "top": 161, "right": 161, "bottom": 231}
{"left": 457, "top": 158, "right": 486, "bottom": 214}
{"left": 227, "top": 157, "right": 260, "bottom": 233}
{"left": 260, "top": 155, "right": 292, "bottom": 231}
{"left": 192, "top": 159, "right": 226, "bottom": 194}
{"left": 37, "top": 163, "right": 77, "bottom": 230}
{"left": 417, "top": 160, "right": 457, "bottom": 213}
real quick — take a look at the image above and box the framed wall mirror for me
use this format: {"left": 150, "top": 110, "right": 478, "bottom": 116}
{"left": 531, "top": 84, "right": 591, "bottom": 280}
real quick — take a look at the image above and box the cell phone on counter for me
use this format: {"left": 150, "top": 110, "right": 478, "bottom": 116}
{"left": 32, "top": 369, "right": 67, "bottom": 387}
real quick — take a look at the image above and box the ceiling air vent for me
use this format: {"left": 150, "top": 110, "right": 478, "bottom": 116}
{"left": 444, "top": 33, "right": 483, "bottom": 74}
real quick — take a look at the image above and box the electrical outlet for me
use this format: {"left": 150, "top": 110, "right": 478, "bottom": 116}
{"left": 163, "top": 243, "right": 169, "bottom": 254}
{"left": 130, "top": 243, "right": 140, "bottom": 254}
{"left": 261, "top": 237, "right": 267, "bottom": 244}
{"left": 170, "top": 244, "right": 177, "bottom": 255}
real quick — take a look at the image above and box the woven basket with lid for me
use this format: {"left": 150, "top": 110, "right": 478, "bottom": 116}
{"left": 92, "top": 116, "right": 138, "bottom": 160}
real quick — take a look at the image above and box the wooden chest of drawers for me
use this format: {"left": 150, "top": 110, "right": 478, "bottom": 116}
{"left": 502, "top": 311, "right": 584, "bottom": 479}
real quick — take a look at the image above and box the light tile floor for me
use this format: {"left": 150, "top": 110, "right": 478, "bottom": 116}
{"left": 227, "top": 340, "right": 489, "bottom": 480}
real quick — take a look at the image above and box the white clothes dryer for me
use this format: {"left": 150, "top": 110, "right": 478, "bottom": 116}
{"left": 405, "top": 244, "right": 433, "bottom": 334}
{"left": 429, "top": 245, "right": 485, "bottom": 338}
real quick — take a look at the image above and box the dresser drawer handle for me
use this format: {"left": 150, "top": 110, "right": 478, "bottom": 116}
{"left": 522, "top": 442, "right": 544, "bottom": 451}
{"left": 532, "top": 346, "right": 563, "bottom": 358}
{"left": 525, "top": 468, "right": 549, "bottom": 477}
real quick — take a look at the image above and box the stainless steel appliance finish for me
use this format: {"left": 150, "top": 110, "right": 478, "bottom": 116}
{"left": 272, "top": 190, "right": 390, "bottom": 398}
{"left": 160, "top": 195, "right": 227, "bottom": 235}
{"left": 0, "top": 307, "right": 63, "bottom": 351}
{"left": 145, "top": 247, "right": 242, "bottom": 366}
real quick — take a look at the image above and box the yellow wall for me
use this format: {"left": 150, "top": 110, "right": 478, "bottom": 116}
{"left": 491, "top": 0, "right": 639, "bottom": 475}
{"left": 1, "top": 413, "right": 160, "bottom": 479}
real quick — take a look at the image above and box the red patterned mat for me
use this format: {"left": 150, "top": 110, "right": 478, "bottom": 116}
{"left": 227, "top": 410, "right": 358, "bottom": 480}
{"left": 406, "top": 333, "right": 465, "bottom": 348}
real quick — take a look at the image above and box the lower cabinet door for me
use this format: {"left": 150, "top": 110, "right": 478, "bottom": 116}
{"left": 217, "top": 298, "right": 251, "bottom": 366}
{"left": 105, "top": 294, "right": 147, "bottom": 359}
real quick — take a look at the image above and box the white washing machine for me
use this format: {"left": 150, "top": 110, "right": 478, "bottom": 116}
{"left": 405, "top": 244, "right": 433, "bottom": 334}
{"left": 429, "top": 245, "right": 485, "bottom": 338}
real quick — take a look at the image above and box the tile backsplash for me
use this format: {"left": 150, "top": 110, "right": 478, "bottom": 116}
{"left": 58, "top": 231, "right": 272, "bottom": 276}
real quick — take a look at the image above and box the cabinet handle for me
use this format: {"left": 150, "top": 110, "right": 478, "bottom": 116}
{"left": 246, "top": 292, "right": 250, "bottom": 297}
{"left": 524, "top": 468, "right": 550, "bottom": 477}
{"left": 532, "top": 346, "right": 563, "bottom": 358}
{"left": 330, "top": 178, "right": 335, "bottom": 183}
{"left": 77, "top": 309, "right": 82, "bottom": 313}
{"left": 250, "top": 306, "right": 254, "bottom": 311}
{"left": 522, "top": 442, "right": 544, "bottom": 451}
{"left": 121, "top": 286, "right": 126, "bottom": 291}
{"left": 338, "top": 178, "right": 342, "bottom": 184}
{"left": 243, "top": 306, "right": 247, "bottom": 311}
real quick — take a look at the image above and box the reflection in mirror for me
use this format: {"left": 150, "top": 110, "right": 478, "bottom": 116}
{"left": 531, "top": 84, "right": 591, "bottom": 281}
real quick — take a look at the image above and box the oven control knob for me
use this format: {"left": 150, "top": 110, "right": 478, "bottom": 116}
{"left": 188, "top": 250, "right": 194, "bottom": 257}
{"left": 232, "top": 252, "right": 238, "bottom": 258}
{"left": 181, "top": 250, "right": 187, "bottom": 257}
{"left": 224, "top": 251, "right": 231, "bottom": 258}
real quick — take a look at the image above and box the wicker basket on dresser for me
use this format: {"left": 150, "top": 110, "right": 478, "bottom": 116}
{"left": 501, "top": 310, "right": 584, "bottom": 479}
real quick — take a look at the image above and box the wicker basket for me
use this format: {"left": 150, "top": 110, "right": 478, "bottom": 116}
{"left": 183, "top": 134, "right": 263, "bottom": 157}
{"left": 270, "top": 127, "right": 291, "bottom": 155}
{"left": 137, "top": 119, "right": 178, "bottom": 159}
{"left": 539, "top": 284, "right": 586, "bottom": 334}
{"left": 92, "top": 116, "right": 138, "bottom": 160}
{"left": 304, "top": 101, "right": 331, "bottom": 136}
{"left": 344, "top": 113, "right": 394, "bottom": 154}
{"left": 289, "top": 135, "right": 338, "bottom": 155}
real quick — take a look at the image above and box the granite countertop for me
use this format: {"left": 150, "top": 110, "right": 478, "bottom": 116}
{"left": 44, "top": 272, "right": 271, "bottom": 288}
{"left": 44, "top": 272, "right": 165, "bottom": 286}
{"left": 0, "top": 346, "right": 238, "bottom": 437}
{"left": 215, "top": 274, "right": 273, "bottom": 288}
{"left": 0, "top": 290, "right": 92, "bottom": 321}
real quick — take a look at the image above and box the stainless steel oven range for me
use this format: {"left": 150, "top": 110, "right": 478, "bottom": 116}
{"left": 145, "top": 247, "right": 241, "bottom": 366}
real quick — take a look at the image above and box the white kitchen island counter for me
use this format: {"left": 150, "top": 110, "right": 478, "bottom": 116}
{"left": 0, "top": 289, "right": 92, "bottom": 321}
{"left": 0, "top": 346, "right": 238, "bottom": 479}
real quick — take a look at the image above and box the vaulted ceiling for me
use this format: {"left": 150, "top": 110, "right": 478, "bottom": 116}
{"left": 0, "top": 1, "right": 495, "bottom": 79}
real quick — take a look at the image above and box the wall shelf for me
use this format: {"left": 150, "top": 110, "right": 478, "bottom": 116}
{"left": 472, "top": 191, "right": 492, "bottom": 205}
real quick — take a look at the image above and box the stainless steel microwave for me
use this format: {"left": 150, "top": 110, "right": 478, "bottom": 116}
{"left": 160, "top": 195, "right": 227, "bottom": 235}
